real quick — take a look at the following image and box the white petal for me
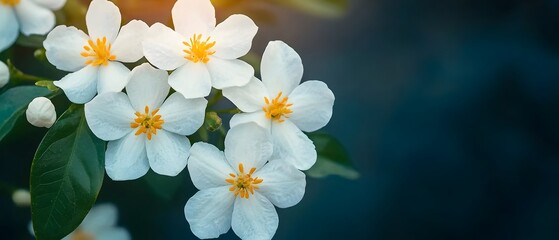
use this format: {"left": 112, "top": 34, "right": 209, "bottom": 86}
{"left": 231, "top": 192, "right": 278, "bottom": 240}
{"left": 85, "top": 92, "right": 135, "bottom": 141}
{"left": 43, "top": 25, "right": 89, "bottom": 72}
{"left": 158, "top": 93, "right": 207, "bottom": 136}
{"left": 185, "top": 186, "right": 234, "bottom": 239}
{"left": 0, "top": 6, "right": 18, "bottom": 52}
{"left": 85, "top": 0, "right": 121, "bottom": 43}
{"left": 168, "top": 62, "right": 211, "bottom": 99}
{"left": 146, "top": 130, "right": 190, "bottom": 177}
{"left": 230, "top": 111, "right": 270, "bottom": 130}
{"left": 261, "top": 41, "right": 303, "bottom": 96}
{"left": 126, "top": 63, "right": 169, "bottom": 112}
{"left": 53, "top": 65, "right": 99, "bottom": 104}
{"left": 105, "top": 132, "right": 149, "bottom": 181}
{"left": 222, "top": 77, "right": 268, "bottom": 113}
{"left": 171, "top": 0, "right": 215, "bottom": 37}
{"left": 14, "top": 0, "right": 55, "bottom": 36}
{"left": 143, "top": 22, "right": 187, "bottom": 71}
{"left": 97, "top": 61, "right": 130, "bottom": 94}
{"left": 80, "top": 204, "right": 118, "bottom": 232}
{"left": 95, "top": 228, "right": 131, "bottom": 240}
{"left": 207, "top": 57, "right": 253, "bottom": 89}
{"left": 288, "top": 80, "right": 335, "bottom": 132}
{"left": 254, "top": 160, "right": 306, "bottom": 208}
{"left": 188, "top": 142, "right": 234, "bottom": 190}
{"left": 210, "top": 14, "right": 257, "bottom": 60}
{"left": 0, "top": 61, "right": 9, "bottom": 88}
{"left": 31, "top": 0, "right": 66, "bottom": 10}
{"left": 271, "top": 120, "right": 316, "bottom": 170}
{"left": 112, "top": 20, "right": 149, "bottom": 63}
{"left": 225, "top": 123, "right": 273, "bottom": 171}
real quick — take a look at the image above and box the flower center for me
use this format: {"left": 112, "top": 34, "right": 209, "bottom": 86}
{"left": 130, "top": 106, "right": 164, "bottom": 140}
{"left": 225, "top": 163, "right": 263, "bottom": 199}
{"left": 182, "top": 34, "right": 216, "bottom": 63}
{"left": 71, "top": 229, "right": 94, "bottom": 240}
{"left": 0, "top": 0, "right": 20, "bottom": 6}
{"left": 81, "top": 37, "right": 116, "bottom": 66}
{"left": 262, "top": 92, "right": 293, "bottom": 123}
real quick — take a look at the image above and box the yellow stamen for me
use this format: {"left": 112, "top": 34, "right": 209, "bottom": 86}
{"left": 262, "top": 92, "right": 293, "bottom": 123}
{"left": 225, "top": 163, "right": 263, "bottom": 199}
{"left": 0, "top": 0, "right": 20, "bottom": 6}
{"left": 183, "top": 34, "right": 216, "bottom": 63}
{"left": 81, "top": 37, "right": 116, "bottom": 66}
{"left": 130, "top": 106, "right": 164, "bottom": 140}
{"left": 71, "top": 229, "right": 94, "bottom": 240}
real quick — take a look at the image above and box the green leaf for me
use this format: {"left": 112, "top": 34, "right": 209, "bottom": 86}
{"left": 306, "top": 133, "right": 359, "bottom": 179}
{"left": 0, "top": 86, "right": 51, "bottom": 142}
{"left": 30, "top": 105, "right": 105, "bottom": 240}
{"left": 277, "top": 0, "right": 349, "bottom": 18}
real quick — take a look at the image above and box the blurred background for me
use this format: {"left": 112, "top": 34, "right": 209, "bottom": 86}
{"left": 2, "top": 0, "right": 559, "bottom": 239}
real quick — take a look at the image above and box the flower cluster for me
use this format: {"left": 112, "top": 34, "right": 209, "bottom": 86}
{"left": 35, "top": 0, "right": 335, "bottom": 239}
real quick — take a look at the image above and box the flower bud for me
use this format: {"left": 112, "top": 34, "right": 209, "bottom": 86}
{"left": 26, "top": 97, "right": 57, "bottom": 128}
{"left": 12, "top": 189, "right": 31, "bottom": 207}
{"left": 205, "top": 112, "right": 222, "bottom": 132}
{"left": 0, "top": 61, "right": 9, "bottom": 88}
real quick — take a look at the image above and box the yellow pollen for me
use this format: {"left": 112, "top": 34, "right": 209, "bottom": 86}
{"left": 130, "top": 106, "right": 164, "bottom": 140}
{"left": 225, "top": 163, "right": 263, "bottom": 199}
{"left": 80, "top": 37, "right": 116, "bottom": 66}
{"left": 262, "top": 92, "right": 293, "bottom": 123}
{"left": 0, "top": 0, "right": 20, "bottom": 6}
{"left": 71, "top": 229, "right": 94, "bottom": 240}
{"left": 182, "top": 34, "right": 216, "bottom": 63}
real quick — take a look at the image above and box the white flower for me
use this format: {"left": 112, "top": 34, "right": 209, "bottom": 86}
{"left": 26, "top": 97, "right": 56, "bottom": 128}
{"left": 0, "top": 60, "right": 8, "bottom": 88}
{"left": 143, "top": 0, "right": 258, "bottom": 99}
{"left": 222, "top": 41, "right": 335, "bottom": 170}
{"left": 0, "top": 0, "right": 66, "bottom": 52}
{"left": 44, "top": 0, "right": 149, "bottom": 104}
{"left": 185, "top": 123, "right": 306, "bottom": 240}
{"left": 12, "top": 189, "right": 31, "bottom": 207}
{"left": 29, "top": 203, "right": 131, "bottom": 240}
{"left": 85, "top": 63, "right": 207, "bottom": 181}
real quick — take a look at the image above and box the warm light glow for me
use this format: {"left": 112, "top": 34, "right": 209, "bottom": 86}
{"left": 130, "top": 106, "right": 164, "bottom": 140}
{"left": 226, "top": 163, "right": 263, "bottom": 199}
{"left": 262, "top": 92, "right": 293, "bottom": 123}
{"left": 81, "top": 37, "right": 116, "bottom": 66}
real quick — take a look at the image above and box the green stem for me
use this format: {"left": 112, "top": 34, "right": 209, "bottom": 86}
{"left": 13, "top": 72, "right": 50, "bottom": 83}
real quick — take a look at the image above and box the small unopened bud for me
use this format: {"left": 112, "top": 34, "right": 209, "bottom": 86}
{"left": 12, "top": 189, "right": 31, "bottom": 207}
{"left": 0, "top": 61, "right": 9, "bottom": 88}
{"left": 205, "top": 112, "right": 222, "bottom": 132}
{"left": 26, "top": 97, "right": 56, "bottom": 128}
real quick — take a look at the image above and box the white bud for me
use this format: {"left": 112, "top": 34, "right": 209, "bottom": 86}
{"left": 12, "top": 189, "right": 31, "bottom": 207}
{"left": 26, "top": 97, "right": 57, "bottom": 128}
{"left": 0, "top": 61, "right": 9, "bottom": 88}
